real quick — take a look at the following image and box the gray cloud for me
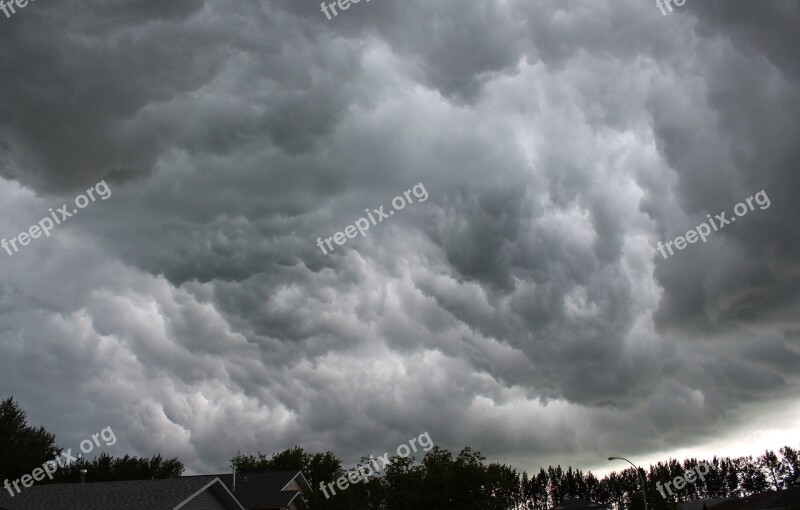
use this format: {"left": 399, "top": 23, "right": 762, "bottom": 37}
{"left": 0, "top": 0, "right": 798, "bottom": 475}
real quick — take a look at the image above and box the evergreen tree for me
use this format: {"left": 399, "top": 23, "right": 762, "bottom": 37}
{"left": 0, "top": 397, "right": 61, "bottom": 482}
{"left": 1, "top": 397, "right": 183, "bottom": 485}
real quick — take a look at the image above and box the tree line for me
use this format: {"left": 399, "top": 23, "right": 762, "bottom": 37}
{"left": 0, "top": 397, "right": 183, "bottom": 484}
{"left": 231, "top": 443, "right": 800, "bottom": 510}
{"left": 3, "top": 396, "right": 798, "bottom": 509}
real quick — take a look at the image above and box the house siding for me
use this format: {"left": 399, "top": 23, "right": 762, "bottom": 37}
{"left": 284, "top": 480, "right": 301, "bottom": 491}
{"left": 181, "top": 488, "right": 231, "bottom": 510}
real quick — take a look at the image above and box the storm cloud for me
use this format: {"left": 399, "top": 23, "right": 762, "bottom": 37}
{"left": 0, "top": 0, "right": 798, "bottom": 474}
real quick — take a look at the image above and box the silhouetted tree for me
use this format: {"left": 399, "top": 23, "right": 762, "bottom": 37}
{"left": 0, "top": 397, "right": 61, "bottom": 482}
{"left": 50, "top": 453, "right": 183, "bottom": 483}
{"left": 228, "top": 442, "right": 800, "bottom": 510}
{"left": 1, "top": 397, "right": 183, "bottom": 486}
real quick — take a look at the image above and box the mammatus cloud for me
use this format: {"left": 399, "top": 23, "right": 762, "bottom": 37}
{"left": 0, "top": 0, "right": 798, "bottom": 473}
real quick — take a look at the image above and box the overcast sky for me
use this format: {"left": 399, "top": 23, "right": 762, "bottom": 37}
{"left": 1, "top": 0, "right": 798, "bottom": 476}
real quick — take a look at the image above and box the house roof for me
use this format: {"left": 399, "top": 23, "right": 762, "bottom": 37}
{"left": 681, "top": 497, "right": 737, "bottom": 510}
{"left": 0, "top": 476, "right": 244, "bottom": 510}
{"left": 553, "top": 498, "right": 609, "bottom": 510}
{"left": 209, "top": 471, "right": 308, "bottom": 510}
{"left": 711, "top": 488, "right": 800, "bottom": 510}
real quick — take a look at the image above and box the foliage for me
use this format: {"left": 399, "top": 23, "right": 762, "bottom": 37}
{"left": 231, "top": 443, "right": 800, "bottom": 510}
{"left": 48, "top": 453, "right": 184, "bottom": 483}
{"left": 5, "top": 396, "right": 798, "bottom": 509}
{"left": 0, "top": 397, "right": 61, "bottom": 482}
{"left": 0, "top": 396, "right": 183, "bottom": 485}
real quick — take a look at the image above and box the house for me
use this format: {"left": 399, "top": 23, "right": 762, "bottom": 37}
{"left": 0, "top": 470, "right": 310, "bottom": 510}
{"left": 0, "top": 476, "right": 244, "bottom": 510}
{"left": 553, "top": 498, "right": 610, "bottom": 510}
{"left": 212, "top": 471, "right": 310, "bottom": 510}
{"left": 681, "top": 497, "right": 737, "bottom": 510}
{"left": 709, "top": 488, "right": 800, "bottom": 510}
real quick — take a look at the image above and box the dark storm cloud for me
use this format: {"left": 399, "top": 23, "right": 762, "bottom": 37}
{"left": 0, "top": 0, "right": 358, "bottom": 192}
{"left": 691, "top": 1, "right": 800, "bottom": 82}
{"left": 647, "top": 0, "right": 800, "bottom": 332}
{"left": 0, "top": 0, "right": 798, "bottom": 475}
{"left": 0, "top": 0, "right": 217, "bottom": 191}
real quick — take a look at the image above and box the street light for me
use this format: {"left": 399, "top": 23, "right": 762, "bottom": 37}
{"left": 608, "top": 456, "right": 648, "bottom": 510}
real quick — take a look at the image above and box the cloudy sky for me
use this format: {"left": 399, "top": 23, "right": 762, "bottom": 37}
{"left": 1, "top": 0, "right": 798, "bottom": 475}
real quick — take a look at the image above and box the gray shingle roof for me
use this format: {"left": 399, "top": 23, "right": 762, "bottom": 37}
{"left": 710, "top": 488, "right": 800, "bottom": 510}
{"left": 0, "top": 476, "right": 221, "bottom": 510}
{"left": 681, "top": 497, "right": 736, "bottom": 510}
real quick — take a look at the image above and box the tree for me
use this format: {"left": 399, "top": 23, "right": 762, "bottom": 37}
{"left": 486, "top": 463, "right": 520, "bottom": 510}
{"left": 739, "top": 456, "right": 770, "bottom": 494}
{"left": 758, "top": 451, "right": 782, "bottom": 490}
{"left": 779, "top": 447, "right": 800, "bottom": 488}
{"left": 1, "top": 397, "right": 183, "bottom": 486}
{"left": 227, "top": 442, "right": 800, "bottom": 510}
{"left": 0, "top": 397, "right": 61, "bottom": 482}
{"left": 49, "top": 453, "right": 184, "bottom": 483}
{"left": 231, "top": 446, "right": 348, "bottom": 510}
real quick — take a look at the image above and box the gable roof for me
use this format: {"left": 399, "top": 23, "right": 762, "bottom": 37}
{"left": 711, "top": 488, "right": 800, "bottom": 510}
{"left": 681, "top": 497, "right": 737, "bottom": 510}
{"left": 210, "top": 471, "right": 309, "bottom": 509}
{"left": 0, "top": 476, "right": 244, "bottom": 510}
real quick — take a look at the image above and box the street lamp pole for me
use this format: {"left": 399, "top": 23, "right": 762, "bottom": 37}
{"left": 608, "top": 456, "right": 648, "bottom": 510}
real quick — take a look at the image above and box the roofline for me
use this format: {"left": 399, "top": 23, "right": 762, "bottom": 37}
{"left": 250, "top": 492, "right": 306, "bottom": 510}
{"left": 174, "top": 477, "right": 246, "bottom": 510}
{"left": 280, "top": 471, "right": 312, "bottom": 493}
{"left": 288, "top": 484, "right": 311, "bottom": 510}
{"left": 286, "top": 490, "right": 301, "bottom": 505}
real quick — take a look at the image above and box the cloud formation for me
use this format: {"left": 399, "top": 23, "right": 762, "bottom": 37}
{"left": 0, "top": 0, "right": 798, "bottom": 473}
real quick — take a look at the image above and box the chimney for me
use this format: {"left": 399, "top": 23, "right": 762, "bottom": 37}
{"left": 80, "top": 469, "right": 87, "bottom": 484}
{"left": 232, "top": 466, "right": 236, "bottom": 493}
